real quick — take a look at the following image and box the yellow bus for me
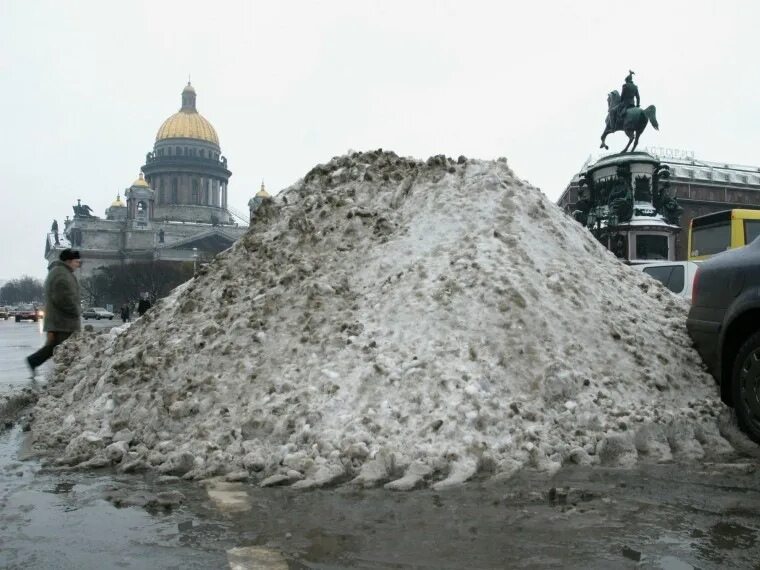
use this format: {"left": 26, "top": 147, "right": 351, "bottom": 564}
{"left": 688, "top": 208, "right": 760, "bottom": 261}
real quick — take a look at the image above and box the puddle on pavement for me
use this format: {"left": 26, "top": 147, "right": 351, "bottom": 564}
{"left": 0, "top": 424, "right": 227, "bottom": 569}
{"left": 303, "top": 528, "right": 358, "bottom": 565}
{"left": 2, "top": 418, "right": 760, "bottom": 568}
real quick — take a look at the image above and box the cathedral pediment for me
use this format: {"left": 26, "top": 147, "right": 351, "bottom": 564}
{"left": 161, "top": 228, "right": 239, "bottom": 253}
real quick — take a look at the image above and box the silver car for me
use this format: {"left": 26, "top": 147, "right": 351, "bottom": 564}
{"left": 82, "top": 307, "right": 115, "bottom": 320}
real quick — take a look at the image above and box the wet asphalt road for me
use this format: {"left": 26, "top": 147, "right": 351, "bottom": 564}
{"left": 1, "top": 318, "right": 760, "bottom": 569}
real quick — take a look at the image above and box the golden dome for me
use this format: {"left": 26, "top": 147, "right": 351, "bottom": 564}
{"left": 156, "top": 111, "right": 219, "bottom": 145}
{"left": 131, "top": 172, "right": 150, "bottom": 188}
{"left": 256, "top": 181, "right": 270, "bottom": 198}
{"left": 111, "top": 194, "right": 126, "bottom": 207}
{"left": 156, "top": 82, "right": 219, "bottom": 146}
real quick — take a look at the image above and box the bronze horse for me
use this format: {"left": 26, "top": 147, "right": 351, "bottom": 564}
{"left": 600, "top": 91, "right": 659, "bottom": 152}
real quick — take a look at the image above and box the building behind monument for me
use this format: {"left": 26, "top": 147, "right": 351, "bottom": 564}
{"left": 558, "top": 148, "right": 760, "bottom": 261}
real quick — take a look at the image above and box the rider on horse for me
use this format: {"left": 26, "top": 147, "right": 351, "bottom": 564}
{"left": 614, "top": 70, "right": 640, "bottom": 130}
{"left": 600, "top": 70, "right": 657, "bottom": 153}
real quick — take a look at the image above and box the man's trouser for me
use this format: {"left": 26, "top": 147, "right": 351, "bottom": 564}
{"left": 27, "top": 331, "right": 72, "bottom": 369}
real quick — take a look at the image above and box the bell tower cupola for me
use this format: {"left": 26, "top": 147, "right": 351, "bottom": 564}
{"left": 125, "top": 172, "right": 155, "bottom": 226}
{"left": 181, "top": 82, "right": 197, "bottom": 111}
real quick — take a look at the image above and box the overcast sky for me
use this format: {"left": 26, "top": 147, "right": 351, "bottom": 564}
{"left": 2, "top": 0, "right": 759, "bottom": 280}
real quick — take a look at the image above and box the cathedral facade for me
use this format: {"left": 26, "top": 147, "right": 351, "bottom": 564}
{"left": 45, "top": 82, "right": 248, "bottom": 279}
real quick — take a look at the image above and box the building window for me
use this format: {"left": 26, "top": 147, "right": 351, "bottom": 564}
{"left": 172, "top": 178, "right": 179, "bottom": 203}
{"left": 192, "top": 179, "right": 200, "bottom": 204}
{"left": 636, "top": 234, "right": 668, "bottom": 260}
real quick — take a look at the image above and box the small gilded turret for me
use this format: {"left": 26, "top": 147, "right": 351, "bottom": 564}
{"left": 248, "top": 180, "right": 272, "bottom": 221}
{"left": 106, "top": 193, "right": 127, "bottom": 221}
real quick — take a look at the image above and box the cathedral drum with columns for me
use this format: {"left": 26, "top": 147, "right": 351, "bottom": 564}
{"left": 142, "top": 82, "right": 233, "bottom": 225}
{"left": 45, "top": 82, "right": 249, "bottom": 281}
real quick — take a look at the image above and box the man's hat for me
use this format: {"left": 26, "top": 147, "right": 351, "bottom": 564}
{"left": 59, "top": 249, "right": 81, "bottom": 261}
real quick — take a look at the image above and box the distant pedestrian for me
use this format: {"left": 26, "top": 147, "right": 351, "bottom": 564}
{"left": 26, "top": 249, "right": 82, "bottom": 377}
{"left": 120, "top": 303, "right": 130, "bottom": 323}
{"left": 137, "top": 293, "right": 152, "bottom": 317}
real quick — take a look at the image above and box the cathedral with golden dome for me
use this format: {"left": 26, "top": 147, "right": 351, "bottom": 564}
{"left": 45, "top": 82, "right": 250, "bottom": 285}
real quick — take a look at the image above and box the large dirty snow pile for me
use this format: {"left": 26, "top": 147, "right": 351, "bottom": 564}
{"left": 31, "top": 150, "right": 737, "bottom": 489}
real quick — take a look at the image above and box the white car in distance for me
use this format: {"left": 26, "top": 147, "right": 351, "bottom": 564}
{"left": 631, "top": 261, "right": 700, "bottom": 302}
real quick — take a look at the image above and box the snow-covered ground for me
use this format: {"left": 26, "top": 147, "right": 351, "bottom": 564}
{"left": 30, "top": 150, "right": 744, "bottom": 489}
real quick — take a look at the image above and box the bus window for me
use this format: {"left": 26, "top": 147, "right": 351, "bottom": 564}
{"left": 745, "top": 220, "right": 760, "bottom": 246}
{"left": 689, "top": 209, "right": 760, "bottom": 261}
{"left": 691, "top": 222, "right": 730, "bottom": 257}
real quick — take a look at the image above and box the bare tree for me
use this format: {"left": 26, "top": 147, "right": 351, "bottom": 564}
{"left": 79, "top": 261, "right": 194, "bottom": 307}
{"left": 0, "top": 276, "right": 45, "bottom": 305}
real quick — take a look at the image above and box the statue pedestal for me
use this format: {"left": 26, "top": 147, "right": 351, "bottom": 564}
{"left": 579, "top": 152, "right": 680, "bottom": 263}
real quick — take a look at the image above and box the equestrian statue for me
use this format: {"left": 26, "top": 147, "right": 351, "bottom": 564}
{"left": 73, "top": 198, "right": 94, "bottom": 218}
{"left": 600, "top": 70, "right": 658, "bottom": 153}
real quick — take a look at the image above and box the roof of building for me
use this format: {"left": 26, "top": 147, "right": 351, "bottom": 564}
{"left": 111, "top": 193, "right": 126, "bottom": 208}
{"left": 571, "top": 148, "right": 760, "bottom": 187}
{"left": 156, "top": 82, "right": 219, "bottom": 146}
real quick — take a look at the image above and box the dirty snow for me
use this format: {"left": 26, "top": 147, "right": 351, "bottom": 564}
{"left": 30, "top": 150, "right": 738, "bottom": 489}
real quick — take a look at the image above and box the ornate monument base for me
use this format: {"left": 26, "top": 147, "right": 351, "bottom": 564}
{"left": 574, "top": 152, "right": 682, "bottom": 263}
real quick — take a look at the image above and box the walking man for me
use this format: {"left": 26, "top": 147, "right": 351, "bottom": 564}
{"left": 137, "top": 293, "right": 152, "bottom": 317}
{"left": 120, "top": 302, "right": 130, "bottom": 323}
{"left": 26, "top": 249, "right": 82, "bottom": 376}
